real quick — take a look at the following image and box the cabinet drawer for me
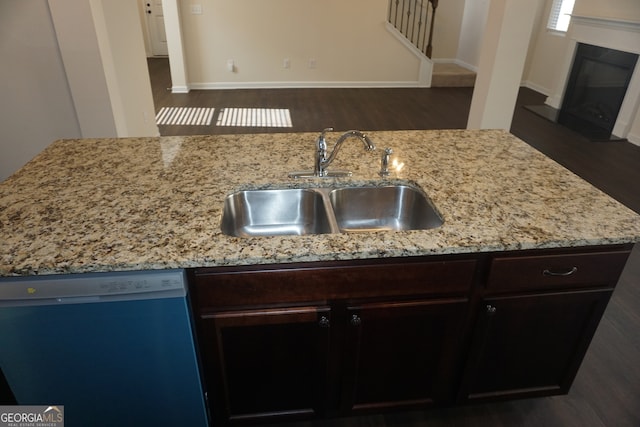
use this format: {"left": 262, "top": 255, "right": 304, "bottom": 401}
{"left": 193, "top": 258, "right": 477, "bottom": 308}
{"left": 487, "top": 249, "right": 631, "bottom": 292}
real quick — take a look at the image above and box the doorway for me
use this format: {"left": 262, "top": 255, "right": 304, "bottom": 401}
{"left": 141, "top": 0, "right": 168, "bottom": 56}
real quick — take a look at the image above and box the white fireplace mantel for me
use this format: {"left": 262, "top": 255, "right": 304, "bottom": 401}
{"left": 545, "top": 15, "right": 640, "bottom": 142}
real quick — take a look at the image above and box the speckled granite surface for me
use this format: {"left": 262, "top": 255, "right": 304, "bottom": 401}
{"left": 1, "top": 129, "right": 640, "bottom": 276}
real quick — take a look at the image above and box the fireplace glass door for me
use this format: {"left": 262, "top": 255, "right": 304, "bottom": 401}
{"left": 558, "top": 43, "right": 638, "bottom": 140}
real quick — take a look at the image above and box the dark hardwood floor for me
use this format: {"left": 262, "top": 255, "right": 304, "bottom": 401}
{"left": 148, "top": 58, "right": 473, "bottom": 134}
{"left": 147, "top": 58, "right": 640, "bottom": 427}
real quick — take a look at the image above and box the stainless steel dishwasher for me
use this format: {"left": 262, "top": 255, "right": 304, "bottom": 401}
{"left": 0, "top": 269, "right": 209, "bottom": 427}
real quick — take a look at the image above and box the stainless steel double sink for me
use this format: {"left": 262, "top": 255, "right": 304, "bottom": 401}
{"left": 221, "top": 184, "right": 443, "bottom": 237}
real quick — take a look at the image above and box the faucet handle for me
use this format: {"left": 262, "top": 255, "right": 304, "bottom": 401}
{"left": 313, "top": 128, "right": 334, "bottom": 176}
{"left": 319, "top": 127, "right": 333, "bottom": 143}
{"left": 379, "top": 147, "right": 393, "bottom": 177}
{"left": 317, "top": 127, "right": 333, "bottom": 155}
{"left": 317, "top": 127, "right": 333, "bottom": 151}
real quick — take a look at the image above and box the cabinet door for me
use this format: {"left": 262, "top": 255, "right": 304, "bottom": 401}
{"left": 341, "top": 298, "right": 468, "bottom": 413}
{"left": 200, "top": 306, "right": 331, "bottom": 425}
{"left": 461, "top": 289, "right": 612, "bottom": 401}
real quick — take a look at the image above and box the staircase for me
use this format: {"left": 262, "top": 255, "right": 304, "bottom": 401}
{"left": 431, "top": 63, "right": 477, "bottom": 87}
{"left": 388, "top": 0, "right": 438, "bottom": 58}
{"left": 388, "top": 0, "right": 476, "bottom": 88}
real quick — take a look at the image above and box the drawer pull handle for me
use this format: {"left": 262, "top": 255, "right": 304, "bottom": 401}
{"left": 543, "top": 266, "right": 578, "bottom": 277}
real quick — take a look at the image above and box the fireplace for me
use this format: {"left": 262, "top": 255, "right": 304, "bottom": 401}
{"left": 544, "top": 15, "right": 640, "bottom": 145}
{"left": 558, "top": 43, "right": 638, "bottom": 140}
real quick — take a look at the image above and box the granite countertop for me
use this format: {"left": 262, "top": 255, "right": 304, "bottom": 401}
{"left": 1, "top": 129, "right": 640, "bottom": 276}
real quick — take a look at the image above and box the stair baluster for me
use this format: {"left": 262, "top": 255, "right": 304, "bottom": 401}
{"left": 388, "top": 0, "right": 437, "bottom": 58}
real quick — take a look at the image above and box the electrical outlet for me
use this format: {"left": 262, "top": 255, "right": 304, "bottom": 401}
{"left": 191, "top": 4, "right": 202, "bottom": 14}
{"left": 283, "top": 58, "right": 291, "bottom": 69}
{"left": 227, "top": 59, "right": 235, "bottom": 72}
{"left": 308, "top": 58, "right": 317, "bottom": 69}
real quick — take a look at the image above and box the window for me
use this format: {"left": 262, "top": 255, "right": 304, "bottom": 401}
{"left": 547, "top": 0, "right": 576, "bottom": 32}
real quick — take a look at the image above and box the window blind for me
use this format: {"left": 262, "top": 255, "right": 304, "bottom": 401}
{"left": 547, "top": 0, "right": 575, "bottom": 32}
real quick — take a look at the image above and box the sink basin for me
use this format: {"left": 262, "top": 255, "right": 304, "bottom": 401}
{"left": 221, "top": 189, "right": 333, "bottom": 237}
{"left": 221, "top": 184, "right": 443, "bottom": 237}
{"left": 329, "top": 185, "right": 443, "bottom": 232}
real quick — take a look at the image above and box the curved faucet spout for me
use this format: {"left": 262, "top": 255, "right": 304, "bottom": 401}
{"left": 290, "top": 128, "right": 377, "bottom": 178}
{"left": 321, "top": 130, "right": 376, "bottom": 173}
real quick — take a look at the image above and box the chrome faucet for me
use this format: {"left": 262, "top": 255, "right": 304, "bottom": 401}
{"left": 314, "top": 128, "right": 376, "bottom": 177}
{"left": 289, "top": 128, "right": 376, "bottom": 178}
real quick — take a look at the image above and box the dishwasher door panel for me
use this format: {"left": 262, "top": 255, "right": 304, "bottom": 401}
{"left": 0, "top": 296, "right": 208, "bottom": 427}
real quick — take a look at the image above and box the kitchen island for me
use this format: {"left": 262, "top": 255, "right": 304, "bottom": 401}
{"left": 1, "top": 129, "right": 639, "bottom": 275}
{"left": 1, "top": 129, "right": 640, "bottom": 425}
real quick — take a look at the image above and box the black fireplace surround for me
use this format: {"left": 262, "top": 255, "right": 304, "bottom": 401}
{"left": 558, "top": 43, "right": 638, "bottom": 140}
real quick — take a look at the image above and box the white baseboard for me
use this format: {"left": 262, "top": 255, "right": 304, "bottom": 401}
{"left": 545, "top": 94, "right": 562, "bottom": 109}
{"left": 171, "top": 85, "right": 190, "bottom": 93}
{"left": 188, "top": 81, "right": 423, "bottom": 90}
{"left": 456, "top": 60, "right": 477, "bottom": 73}
{"left": 432, "top": 58, "right": 478, "bottom": 73}
{"left": 521, "top": 80, "right": 551, "bottom": 96}
{"left": 627, "top": 130, "right": 640, "bottom": 146}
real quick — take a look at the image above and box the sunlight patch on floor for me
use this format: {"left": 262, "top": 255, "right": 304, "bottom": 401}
{"left": 156, "top": 107, "right": 215, "bottom": 126}
{"left": 216, "top": 108, "right": 293, "bottom": 128}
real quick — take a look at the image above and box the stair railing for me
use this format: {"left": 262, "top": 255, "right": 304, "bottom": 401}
{"left": 388, "top": 0, "right": 438, "bottom": 58}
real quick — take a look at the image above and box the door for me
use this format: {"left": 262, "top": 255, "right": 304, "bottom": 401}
{"left": 144, "top": 0, "right": 168, "bottom": 56}
{"left": 201, "top": 306, "right": 332, "bottom": 425}
{"left": 460, "top": 289, "right": 612, "bottom": 401}
{"left": 340, "top": 298, "right": 469, "bottom": 413}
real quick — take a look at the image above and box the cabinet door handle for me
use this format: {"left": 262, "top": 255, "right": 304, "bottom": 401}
{"left": 350, "top": 314, "right": 362, "bottom": 327}
{"left": 543, "top": 266, "right": 578, "bottom": 277}
{"left": 486, "top": 304, "right": 497, "bottom": 315}
{"left": 318, "top": 316, "right": 330, "bottom": 328}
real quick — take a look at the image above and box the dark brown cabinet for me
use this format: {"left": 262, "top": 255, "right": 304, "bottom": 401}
{"left": 202, "top": 298, "right": 469, "bottom": 423}
{"left": 191, "top": 257, "right": 476, "bottom": 425}
{"left": 460, "top": 289, "right": 612, "bottom": 400}
{"left": 188, "top": 245, "right": 633, "bottom": 426}
{"left": 459, "top": 248, "right": 631, "bottom": 402}
{"left": 340, "top": 298, "right": 468, "bottom": 413}
{"left": 200, "top": 306, "right": 332, "bottom": 423}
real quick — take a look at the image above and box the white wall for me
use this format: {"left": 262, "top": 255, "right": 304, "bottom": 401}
{"left": 432, "top": 0, "right": 467, "bottom": 60}
{"left": 0, "top": 0, "right": 81, "bottom": 182}
{"left": 574, "top": 0, "right": 640, "bottom": 21}
{"left": 92, "top": 0, "right": 159, "bottom": 136}
{"left": 522, "top": 0, "right": 569, "bottom": 95}
{"left": 456, "top": 0, "right": 490, "bottom": 69}
{"left": 48, "top": 0, "right": 119, "bottom": 138}
{"left": 179, "top": 0, "right": 424, "bottom": 88}
{"left": 139, "top": 0, "right": 478, "bottom": 87}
